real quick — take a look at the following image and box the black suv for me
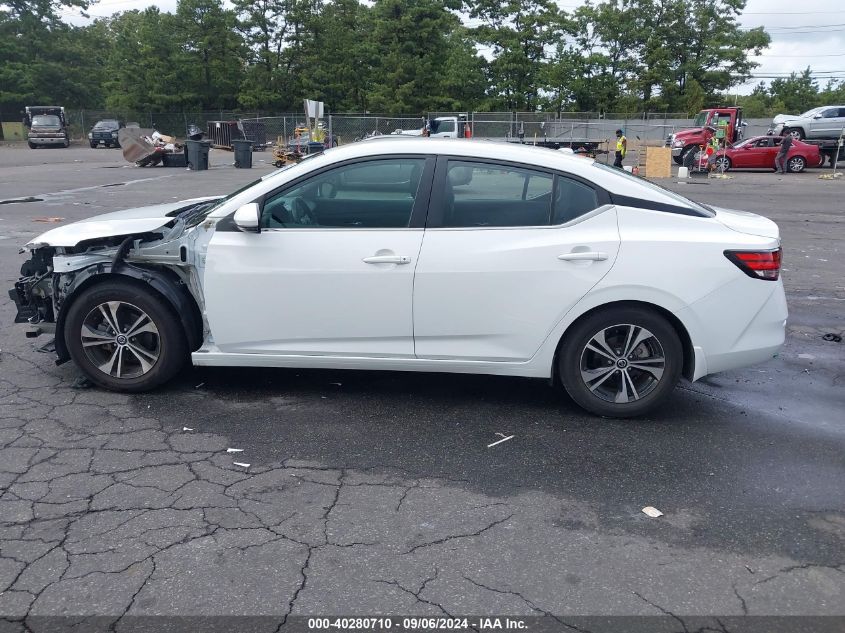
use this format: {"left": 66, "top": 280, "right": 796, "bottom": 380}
{"left": 88, "top": 120, "right": 123, "bottom": 148}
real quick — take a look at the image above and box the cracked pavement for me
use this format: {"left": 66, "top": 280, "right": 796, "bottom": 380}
{"left": 0, "top": 146, "right": 843, "bottom": 631}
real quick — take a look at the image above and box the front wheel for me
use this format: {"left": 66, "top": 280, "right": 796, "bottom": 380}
{"left": 63, "top": 280, "right": 187, "bottom": 392}
{"left": 28, "top": 141, "right": 37, "bottom": 149}
{"left": 90, "top": 142, "right": 97, "bottom": 149}
{"left": 783, "top": 127, "right": 804, "bottom": 141}
{"left": 62, "top": 138, "right": 70, "bottom": 148}
{"left": 787, "top": 156, "right": 806, "bottom": 173}
{"left": 559, "top": 307, "right": 683, "bottom": 418}
{"left": 714, "top": 156, "right": 731, "bottom": 172}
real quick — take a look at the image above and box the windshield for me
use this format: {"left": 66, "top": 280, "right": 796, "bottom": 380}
{"left": 430, "top": 119, "right": 456, "bottom": 134}
{"left": 94, "top": 120, "right": 119, "bottom": 128}
{"left": 693, "top": 112, "right": 708, "bottom": 127}
{"left": 591, "top": 162, "right": 714, "bottom": 216}
{"left": 32, "top": 115, "right": 60, "bottom": 127}
{"left": 798, "top": 107, "right": 824, "bottom": 118}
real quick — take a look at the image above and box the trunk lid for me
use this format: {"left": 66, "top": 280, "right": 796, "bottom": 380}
{"left": 712, "top": 206, "right": 780, "bottom": 239}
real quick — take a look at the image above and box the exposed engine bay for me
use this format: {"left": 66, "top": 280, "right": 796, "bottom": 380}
{"left": 8, "top": 199, "right": 220, "bottom": 364}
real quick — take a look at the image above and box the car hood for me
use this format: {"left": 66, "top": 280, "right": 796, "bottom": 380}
{"left": 771, "top": 113, "right": 806, "bottom": 126}
{"left": 712, "top": 206, "right": 780, "bottom": 240}
{"left": 25, "top": 197, "right": 219, "bottom": 248}
{"left": 674, "top": 128, "right": 707, "bottom": 139}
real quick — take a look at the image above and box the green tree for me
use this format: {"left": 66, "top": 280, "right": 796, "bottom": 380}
{"left": 769, "top": 68, "right": 819, "bottom": 114}
{"left": 175, "top": 0, "right": 244, "bottom": 110}
{"left": 103, "top": 9, "right": 184, "bottom": 111}
{"left": 366, "top": 0, "right": 463, "bottom": 114}
{"left": 0, "top": 0, "right": 104, "bottom": 113}
{"left": 468, "top": 0, "right": 568, "bottom": 111}
{"left": 298, "top": 0, "right": 373, "bottom": 111}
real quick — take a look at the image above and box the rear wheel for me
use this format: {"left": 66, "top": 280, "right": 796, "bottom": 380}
{"left": 64, "top": 280, "right": 187, "bottom": 392}
{"left": 559, "top": 307, "right": 683, "bottom": 418}
{"left": 714, "top": 156, "right": 731, "bottom": 172}
{"left": 787, "top": 156, "right": 806, "bottom": 173}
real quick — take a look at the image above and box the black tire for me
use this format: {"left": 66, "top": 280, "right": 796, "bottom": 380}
{"left": 62, "top": 138, "right": 70, "bottom": 148}
{"left": 558, "top": 306, "right": 683, "bottom": 418}
{"left": 63, "top": 280, "right": 187, "bottom": 392}
{"left": 672, "top": 156, "right": 683, "bottom": 165}
{"left": 783, "top": 127, "right": 804, "bottom": 141}
{"left": 787, "top": 155, "right": 806, "bottom": 173}
{"left": 28, "top": 142, "right": 37, "bottom": 149}
{"left": 90, "top": 142, "right": 97, "bottom": 149}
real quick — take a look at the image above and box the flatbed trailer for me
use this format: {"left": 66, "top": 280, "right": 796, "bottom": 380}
{"left": 803, "top": 138, "right": 845, "bottom": 166}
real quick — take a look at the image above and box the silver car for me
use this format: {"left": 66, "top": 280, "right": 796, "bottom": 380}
{"left": 771, "top": 105, "right": 845, "bottom": 140}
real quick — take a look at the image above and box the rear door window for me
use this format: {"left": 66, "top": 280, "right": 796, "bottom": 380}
{"left": 442, "top": 161, "right": 553, "bottom": 227}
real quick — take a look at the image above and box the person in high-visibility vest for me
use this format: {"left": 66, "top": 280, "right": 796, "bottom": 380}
{"left": 614, "top": 129, "right": 627, "bottom": 168}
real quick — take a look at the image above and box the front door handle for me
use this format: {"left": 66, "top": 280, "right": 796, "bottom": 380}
{"left": 557, "top": 251, "right": 608, "bottom": 262}
{"left": 362, "top": 255, "right": 411, "bottom": 265}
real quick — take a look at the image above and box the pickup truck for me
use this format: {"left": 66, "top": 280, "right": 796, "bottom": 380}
{"left": 24, "top": 106, "right": 70, "bottom": 149}
{"left": 666, "top": 107, "right": 745, "bottom": 164}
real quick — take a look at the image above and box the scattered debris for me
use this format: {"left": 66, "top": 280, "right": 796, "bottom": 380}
{"left": 233, "top": 462, "right": 251, "bottom": 469}
{"left": 195, "top": 382, "right": 205, "bottom": 388}
{"left": 35, "top": 338, "right": 56, "bottom": 353}
{"left": 798, "top": 353, "right": 815, "bottom": 360}
{"left": 487, "top": 432, "right": 514, "bottom": 448}
{"left": 822, "top": 333, "right": 842, "bottom": 343}
{"left": 642, "top": 506, "right": 663, "bottom": 518}
{"left": 226, "top": 448, "right": 244, "bottom": 453}
{"left": 70, "top": 375, "right": 92, "bottom": 389}
{"left": 32, "top": 217, "right": 64, "bottom": 223}
{"left": 182, "top": 426, "right": 194, "bottom": 432}
{"left": 329, "top": 382, "right": 342, "bottom": 386}
{"left": 818, "top": 172, "right": 843, "bottom": 180}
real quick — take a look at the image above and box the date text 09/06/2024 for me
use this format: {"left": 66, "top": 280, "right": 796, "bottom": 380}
{"left": 307, "top": 617, "right": 528, "bottom": 630}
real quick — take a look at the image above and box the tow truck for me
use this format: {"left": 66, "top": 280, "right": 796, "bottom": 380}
{"left": 666, "top": 106, "right": 745, "bottom": 165}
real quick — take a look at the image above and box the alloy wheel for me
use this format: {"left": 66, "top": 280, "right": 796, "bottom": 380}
{"left": 579, "top": 324, "right": 666, "bottom": 404}
{"left": 787, "top": 156, "right": 805, "bottom": 172}
{"left": 80, "top": 301, "right": 161, "bottom": 379}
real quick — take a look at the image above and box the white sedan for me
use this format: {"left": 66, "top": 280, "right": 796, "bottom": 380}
{"left": 9, "top": 139, "right": 787, "bottom": 417}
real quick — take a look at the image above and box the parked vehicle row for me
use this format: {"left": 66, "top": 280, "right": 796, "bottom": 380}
{"left": 704, "top": 136, "right": 822, "bottom": 173}
{"left": 9, "top": 139, "right": 786, "bottom": 418}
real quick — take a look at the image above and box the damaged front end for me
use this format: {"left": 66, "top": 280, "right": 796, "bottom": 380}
{"left": 9, "top": 199, "right": 219, "bottom": 364}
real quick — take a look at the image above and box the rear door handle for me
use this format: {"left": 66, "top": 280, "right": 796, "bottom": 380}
{"left": 557, "top": 251, "right": 608, "bottom": 262}
{"left": 362, "top": 255, "right": 410, "bottom": 265}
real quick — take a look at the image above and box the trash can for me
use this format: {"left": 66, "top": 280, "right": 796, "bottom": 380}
{"left": 186, "top": 140, "right": 211, "bottom": 171}
{"left": 232, "top": 139, "right": 253, "bottom": 168}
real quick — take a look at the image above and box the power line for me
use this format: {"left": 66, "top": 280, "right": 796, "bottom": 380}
{"left": 752, "top": 53, "right": 845, "bottom": 57}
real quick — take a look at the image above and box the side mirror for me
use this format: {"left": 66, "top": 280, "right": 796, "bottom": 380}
{"left": 233, "top": 202, "right": 260, "bottom": 233}
{"left": 813, "top": 114, "right": 823, "bottom": 119}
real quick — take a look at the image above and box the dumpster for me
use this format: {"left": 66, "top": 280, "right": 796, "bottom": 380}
{"left": 186, "top": 140, "right": 211, "bottom": 171}
{"left": 232, "top": 139, "right": 253, "bottom": 168}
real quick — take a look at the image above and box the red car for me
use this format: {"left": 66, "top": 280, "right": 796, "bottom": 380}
{"left": 706, "top": 136, "right": 822, "bottom": 173}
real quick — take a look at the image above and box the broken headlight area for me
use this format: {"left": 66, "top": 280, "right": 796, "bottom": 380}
{"left": 8, "top": 248, "right": 55, "bottom": 329}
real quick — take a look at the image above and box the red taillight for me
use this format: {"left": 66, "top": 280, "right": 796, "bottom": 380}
{"left": 724, "top": 248, "right": 782, "bottom": 281}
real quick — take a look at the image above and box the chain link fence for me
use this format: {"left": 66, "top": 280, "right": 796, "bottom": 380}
{"left": 43, "top": 109, "right": 772, "bottom": 147}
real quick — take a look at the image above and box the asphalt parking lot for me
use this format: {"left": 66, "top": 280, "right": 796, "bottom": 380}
{"left": 0, "top": 143, "right": 843, "bottom": 632}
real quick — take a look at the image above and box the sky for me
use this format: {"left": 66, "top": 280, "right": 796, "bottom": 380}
{"left": 60, "top": 0, "right": 845, "bottom": 95}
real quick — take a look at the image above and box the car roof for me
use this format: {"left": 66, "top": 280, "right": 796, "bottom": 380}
{"left": 322, "top": 137, "right": 596, "bottom": 171}
{"left": 231, "top": 138, "right": 709, "bottom": 217}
